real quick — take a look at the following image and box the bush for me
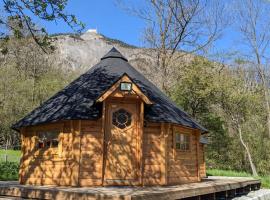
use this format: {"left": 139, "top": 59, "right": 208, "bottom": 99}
{"left": 0, "top": 162, "right": 19, "bottom": 181}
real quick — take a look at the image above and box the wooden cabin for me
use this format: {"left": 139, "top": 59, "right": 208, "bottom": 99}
{"left": 12, "top": 47, "right": 208, "bottom": 187}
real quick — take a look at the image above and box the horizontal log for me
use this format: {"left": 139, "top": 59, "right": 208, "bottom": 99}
{"left": 80, "top": 164, "right": 102, "bottom": 172}
{"left": 22, "top": 177, "right": 72, "bottom": 186}
{"left": 143, "top": 177, "right": 162, "bottom": 185}
{"left": 79, "top": 178, "right": 102, "bottom": 186}
{"left": 168, "top": 176, "right": 199, "bottom": 185}
{"left": 143, "top": 139, "right": 161, "bottom": 146}
{"left": 144, "top": 157, "right": 163, "bottom": 165}
{"left": 80, "top": 145, "right": 103, "bottom": 152}
{"left": 143, "top": 152, "right": 163, "bottom": 159}
{"left": 80, "top": 159, "right": 102, "bottom": 166}
{"left": 79, "top": 171, "right": 102, "bottom": 179}
{"left": 21, "top": 159, "right": 74, "bottom": 166}
{"left": 168, "top": 170, "right": 197, "bottom": 177}
{"left": 143, "top": 146, "right": 162, "bottom": 153}
{"left": 144, "top": 164, "right": 162, "bottom": 172}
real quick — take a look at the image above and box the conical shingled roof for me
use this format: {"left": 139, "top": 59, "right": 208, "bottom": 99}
{"left": 12, "top": 48, "right": 208, "bottom": 133}
{"left": 101, "top": 47, "right": 128, "bottom": 61}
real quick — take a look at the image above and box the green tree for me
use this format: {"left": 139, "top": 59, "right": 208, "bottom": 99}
{"left": 172, "top": 57, "right": 218, "bottom": 119}
{"left": 0, "top": 0, "right": 84, "bottom": 52}
{"left": 0, "top": 37, "right": 79, "bottom": 148}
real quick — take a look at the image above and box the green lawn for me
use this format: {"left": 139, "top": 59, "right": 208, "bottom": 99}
{"left": 0, "top": 150, "right": 20, "bottom": 181}
{"left": 0, "top": 150, "right": 20, "bottom": 163}
{"left": 207, "top": 169, "right": 270, "bottom": 189}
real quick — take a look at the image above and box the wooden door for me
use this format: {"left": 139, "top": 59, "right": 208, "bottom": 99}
{"left": 104, "top": 101, "right": 140, "bottom": 185}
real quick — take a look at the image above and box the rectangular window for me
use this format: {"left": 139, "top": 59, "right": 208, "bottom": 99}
{"left": 175, "top": 132, "right": 190, "bottom": 151}
{"left": 37, "top": 130, "right": 59, "bottom": 149}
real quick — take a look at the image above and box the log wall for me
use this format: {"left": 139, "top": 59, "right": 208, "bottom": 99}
{"left": 79, "top": 120, "right": 103, "bottom": 186}
{"left": 167, "top": 126, "right": 201, "bottom": 184}
{"left": 199, "top": 143, "right": 206, "bottom": 178}
{"left": 20, "top": 121, "right": 77, "bottom": 186}
{"left": 142, "top": 122, "right": 165, "bottom": 185}
{"left": 20, "top": 120, "right": 204, "bottom": 186}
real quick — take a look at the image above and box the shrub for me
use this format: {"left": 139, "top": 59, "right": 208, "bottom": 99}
{"left": 0, "top": 162, "right": 19, "bottom": 181}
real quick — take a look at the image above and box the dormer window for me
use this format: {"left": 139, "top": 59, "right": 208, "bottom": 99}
{"left": 120, "top": 82, "right": 132, "bottom": 91}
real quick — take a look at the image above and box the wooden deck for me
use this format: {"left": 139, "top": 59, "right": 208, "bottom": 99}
{"left": 0, "top": 176, "right": 261, "bottom": 200}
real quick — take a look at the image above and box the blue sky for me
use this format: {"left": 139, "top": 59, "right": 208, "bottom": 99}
{"left": 37, "top": 0, "right": 146, "bottom": 47}
{"left": 38, "top": 0, "right": 238, "bottom": 56}
{"left": 0, "top": 0, "right": 248, "bottom": 60}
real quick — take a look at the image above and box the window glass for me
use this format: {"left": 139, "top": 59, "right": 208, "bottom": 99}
{"left": 175, "top": 132, "right": 190, "bottom": 151}
{"left": 37, "top": 130, "right": 59, "bottom": 149}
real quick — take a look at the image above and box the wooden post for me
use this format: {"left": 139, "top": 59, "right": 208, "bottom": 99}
{"left": 161, "top": 122, "right": 167, "bottom": 185}
{"left": 196, "top": 130, "right": 201, "bottom": 181}
{"left": 19, "top": 127, "right": 25, "bottom": 184}
{"left": 71, "top": 120, "right": 81, "bottom": 186}
{"left": 101, "top": 101, "right": 106, "bottom": 186}
{"left": 165, "top": 123, "right": 169, "bottom": 185}
{"left": 139, "top": 101, "right": 144, "bottom": 185}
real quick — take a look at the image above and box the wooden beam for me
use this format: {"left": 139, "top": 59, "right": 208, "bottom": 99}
{"left": 164, "top": 123, "right": 170, "bottom": 185}
{"left": 160, "top": 122, "right": 167, "bottom": 185}
{"left": 77, "top": 120, "right": 82, "bottom": 186}
{"left": 139, "top": 101, "right": 144, "bottom": 185}
{"left": 96, "top": 75, "right": 153, "bottom": 105}
{"left": 196, "top": 130, "right": 201, "bottom": 182}
{"left": 58, "top": 125, "right": 64, "bottom": 158}
{"left": 19, "top": 127, "right": 26, "bottom": 185}
{"left": 71, "top": 120, "right": 81, "bottom": 186}
{"left": 101, "top": 101, "right": 106, "bottom": 186}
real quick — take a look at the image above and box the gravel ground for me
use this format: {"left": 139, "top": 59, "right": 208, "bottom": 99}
{"left": 233, "top": 189, "right": 270, "bottom": 200}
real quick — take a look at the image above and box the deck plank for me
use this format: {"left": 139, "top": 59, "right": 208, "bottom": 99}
{"left": 0, "top": 177, "right": 261, "bottom": 200}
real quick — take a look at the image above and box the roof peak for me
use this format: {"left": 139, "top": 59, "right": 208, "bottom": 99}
{"left": 101, "top": 47, "right": 128, "bottom": 61}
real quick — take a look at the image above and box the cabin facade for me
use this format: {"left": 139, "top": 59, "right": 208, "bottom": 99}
{"left": 13, "top": 48, "right": 207, "bottom": 187}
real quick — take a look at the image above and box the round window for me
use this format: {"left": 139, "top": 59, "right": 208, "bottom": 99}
{"left": 112, "top": 109, "right": 132, "bottom": 129}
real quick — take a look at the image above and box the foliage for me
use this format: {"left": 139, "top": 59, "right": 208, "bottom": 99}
{"left": 0, "top": 37, "right": 79, "bottom": 148}
{"left": 0, "top": 0, "right": 84, "bottom": 52}
{"left": 171, "top": 57, "right": 270, "bottom": 177}
{"left": 0, "top": 162, "right": 19, "bottom": 181}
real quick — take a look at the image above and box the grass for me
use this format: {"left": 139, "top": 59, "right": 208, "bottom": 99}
{"left": 0, "top": 150, "right": 20, "bottom": 163}
{"left": 0, "top": 150, "right": 20, "bottom": 181}
{"left": 207, "top": 169, "right": 270, "bottom": 189}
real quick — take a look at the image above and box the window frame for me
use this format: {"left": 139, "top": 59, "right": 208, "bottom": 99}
{"left": 37, "top": 130, "right": 60, "bottom": 150}
{"left": 173, "top": 128, "right": 191, "bottom": 152}
{"left": 33, "top": 123, "right": 63, "bottom": 156}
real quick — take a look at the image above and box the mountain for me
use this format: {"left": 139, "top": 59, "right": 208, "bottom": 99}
{"left": 52, "top": 30, "right": 150, "bottom": 70}
{"left": 50, "top": 29, "right": 196, "bottom": 89}
{"left": 0, "top": 29, "right": 195, "bottom": 90}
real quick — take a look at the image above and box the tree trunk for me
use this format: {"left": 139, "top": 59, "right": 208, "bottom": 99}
{"left": 261, "top": 77, "right": 270, "bottom": 138}
{"left": 254, "top": 53, "right": 270, "bottom": 138}
{"left": 237, "top": 124, "right": 258, "bottom": 177}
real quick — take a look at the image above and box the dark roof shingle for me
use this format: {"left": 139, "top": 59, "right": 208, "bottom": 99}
{"left": 12, "top": 48, "right": 207, "bottom": 133}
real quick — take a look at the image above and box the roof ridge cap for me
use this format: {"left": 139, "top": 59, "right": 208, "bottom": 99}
{"left": 101, "top": 47, "right": 128, "bottom": 61}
